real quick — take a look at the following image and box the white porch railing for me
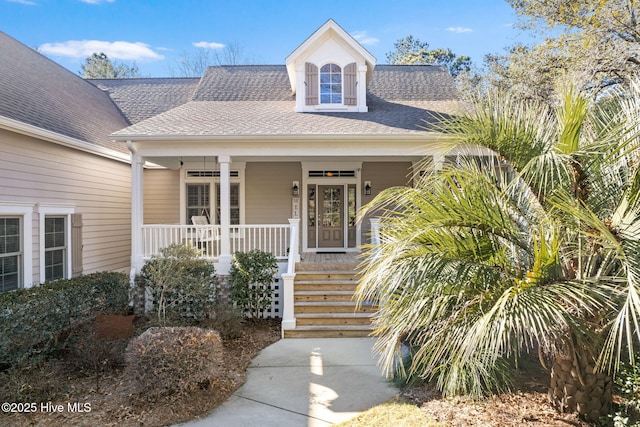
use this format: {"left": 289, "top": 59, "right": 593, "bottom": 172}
{"left": 141, "top": 224, "right": 291, "bottom": 260}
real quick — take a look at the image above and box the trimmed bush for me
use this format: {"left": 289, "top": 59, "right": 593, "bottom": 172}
{"left": 229, "top": 249, "right": 278, "bottom": 319}
{"left": 0, "top": 272, "right": 130, "bottom": 367}
{"left": 136, "top": 244, "right": 217, "bottom": 323}
{"left": 123, "top": 326, "right": 225, "bottom": 402}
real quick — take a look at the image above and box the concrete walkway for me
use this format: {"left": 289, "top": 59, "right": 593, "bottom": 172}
{"left": 177, "top": 338, "right": 398, "bottom": 427}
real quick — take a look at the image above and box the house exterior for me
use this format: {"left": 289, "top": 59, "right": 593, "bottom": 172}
{"left": 104, "top": 19, "right": 463, "bottom": 329}
{"left": 0, "top": 31, "right": 133, "bottom": 291}
{"left": 1, "top": 20, "right": 463, "bottom": 333}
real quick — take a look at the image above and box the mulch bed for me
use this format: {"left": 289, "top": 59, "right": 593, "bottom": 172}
{"left": 1, "top": 319, "right": 281, "bottom": 427}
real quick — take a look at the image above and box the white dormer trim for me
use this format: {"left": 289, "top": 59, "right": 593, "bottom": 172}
{"left": 286, "top": 19, "right": 376, "bottom": 113}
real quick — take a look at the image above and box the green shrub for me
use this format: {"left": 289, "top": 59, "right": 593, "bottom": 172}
{"left": 136, "top": 244, "right": 217, "bottom": 323}
{"left": 229, "top": 249, "right": 278, "bottom": 319}
{"left": 0, "top": 272, "right": 130, "bottom": 368}
{"left": 123, "top": 326, "right": 224, "bottom": 402}
{"left": 611, "top": 360, "right": 640, "bottom": 426}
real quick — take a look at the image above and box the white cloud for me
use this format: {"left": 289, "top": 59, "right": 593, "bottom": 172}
{"left": 38, "top": 40, "right": 164, "bottom": 61}
{"left": 79, "top": 0, "right": 115, "bottom": 4}
{"left": 193, "top": 41, "right": 225, "bottom": 49}
{"left": 351, "top": 30, "right": 379, "bottom": 46}
{"left": 7, "top": 0, "right": 37, "bottom": 5}
{"left": 446, "top": 27, "right": 473, "bottom": 34}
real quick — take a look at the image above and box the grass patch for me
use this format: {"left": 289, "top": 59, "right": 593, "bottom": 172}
{"left": 335, "top": 397, "right": 443, "bottom": 427}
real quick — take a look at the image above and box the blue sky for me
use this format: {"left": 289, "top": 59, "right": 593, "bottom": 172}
{"left": 1, "top": 0, "right": 533, "bottom": 77}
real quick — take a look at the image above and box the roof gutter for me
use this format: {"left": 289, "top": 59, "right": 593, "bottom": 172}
{"left": 110, "top": 132, "right": 444, "bottom": 143}
{"left": 0, "top": 115, "right": 131, "bottom": 164}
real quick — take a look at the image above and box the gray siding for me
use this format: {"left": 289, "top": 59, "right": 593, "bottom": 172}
{"left": 360, "top": 162, "right": 412, "bottom": 241}
{"left": 245, "top": 162, "right": 301, "bottom": 224}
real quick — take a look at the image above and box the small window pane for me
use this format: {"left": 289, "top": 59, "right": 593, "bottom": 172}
{"left": 319, "top": 63, "right": 342, "bottom": 104}
{"left": 1, "top": 217, "right": 21, "bottom": 291}
{"left": 187, "top": 184, "right": 210, "bottom": 223}
{"left": 45, "top": 216, "right": 66, "bottom": 281}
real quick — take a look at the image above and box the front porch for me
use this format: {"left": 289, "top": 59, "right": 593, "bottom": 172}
{"left": 138, "top": 219, "right": 377, "bottom": 338}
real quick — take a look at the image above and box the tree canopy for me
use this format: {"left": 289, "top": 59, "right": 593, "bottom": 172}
{"left": 80, "top": 53, "right": 141, "bottom": 79}
{"left": 468, "top": 0, "right": 640, "bottom": 102}
{"left": 385, "top": 35, "right": 472, "bottom": 77}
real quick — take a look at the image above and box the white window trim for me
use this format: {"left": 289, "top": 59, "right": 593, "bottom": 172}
{"left": 0, "top": 203, "right": 34, "bottom": 288}
{"left": 38, "top": 204, "right": 74, "bottom": 283}
{"left": 179, "top": 162, "right": 246, "bottom": 225}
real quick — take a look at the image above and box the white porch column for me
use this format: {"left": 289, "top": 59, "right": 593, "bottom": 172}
{"left": 130, "top": 152, "right": 145, "bottom": 279}
{"left": 218, "top": 155, "right": 232, "bottom": 273}
{"left": 281, "top": 218, "right": 300, "bottom": 335}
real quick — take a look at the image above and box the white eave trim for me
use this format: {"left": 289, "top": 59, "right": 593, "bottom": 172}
{"left": 0, "top": 115, "right": 131, "bottom": 164}
{"left": 113, "top": 132, "right": 443, "bottom": 143}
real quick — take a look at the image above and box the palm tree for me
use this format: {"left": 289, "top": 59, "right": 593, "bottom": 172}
{"left": 356, "top": 83, "right": 640, "bottom": 421}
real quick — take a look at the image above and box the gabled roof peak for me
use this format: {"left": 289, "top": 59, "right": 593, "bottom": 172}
{"left": 285, "top": 19, "right": 376, "bottom": 66}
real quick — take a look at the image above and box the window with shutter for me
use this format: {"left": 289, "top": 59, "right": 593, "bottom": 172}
{"left": 305, "top": 62, "right": 318, "bottom": 105}
{"left": 71, "top": 213, "right": 83, "bottom": 277}
{"left": 344, "top": 62, "right": 357, "bottom": 106}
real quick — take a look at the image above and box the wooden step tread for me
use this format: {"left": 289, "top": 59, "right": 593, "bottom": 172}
{"left": 294, "top": 279, "right": 358, "bottom": 284}
{"left": 293, "top": 325, "right": 374, "bottom": 331}
{"left": 296, "top": 312, "right": 374, "bottom": 318}
{"left": 295, "top": 290, "right": 355, "bottom": 295}
{"left": 283, "top": 329, "right": 373, "bottom": 338}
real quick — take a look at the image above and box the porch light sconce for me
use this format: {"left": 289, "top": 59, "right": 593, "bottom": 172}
{"left": 292, "top": 181, "right": 299, "bottom": 196}
{"left": 364, "top": 181, "right": 372, "bottom": 196}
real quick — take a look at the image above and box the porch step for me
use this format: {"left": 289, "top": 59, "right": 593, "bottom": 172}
{"left": 296, "top": 313, "right": 374, "bottom": 326}
{"left": 294, "top": 281, "right": 358, "bottom": 291}
{"left": 286, "top": 263, "right": 376, "bottom": 339}
{"left": 294, "top": 272, "right": 360, "bottom": 281}
{"left": 295, "top": 290, "right": 355, "bottom": 302}
{"left": 294, "top": 301, "right": 377, "bottom": 314}
{"left": 283, "top": 325, "right": 373, "bottom": 338}
{"left": 295, "top": 262, "right": 360, "bottom": 272}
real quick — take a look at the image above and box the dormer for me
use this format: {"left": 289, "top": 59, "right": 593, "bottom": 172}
{"left": 285, "top": 19, "right": 376, "bottom": 113}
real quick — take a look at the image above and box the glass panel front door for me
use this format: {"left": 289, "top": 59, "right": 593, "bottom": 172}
{"left": 318, "top": 185, "right": 343, "bottom": 248}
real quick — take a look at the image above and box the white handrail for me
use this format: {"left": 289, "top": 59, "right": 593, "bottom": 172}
{"left": 141, "top": 224, "right": 290, "bottom": 259}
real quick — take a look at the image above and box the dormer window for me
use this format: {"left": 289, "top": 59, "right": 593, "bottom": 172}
{"left": 287, "top": 19, "right": 375, "bottom": 113}
{"left": 320, "top": 63, "right": 342, "bottom": 104}
{"left": 304, "top": 62, "right": 358, "bottom": 108}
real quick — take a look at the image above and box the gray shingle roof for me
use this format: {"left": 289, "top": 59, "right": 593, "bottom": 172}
{"left": 192, "top": 66, "right": 294, "bottom": 101}
{"left": 111, "top": 64, "right": 461, "bottom": 138}
{"left": 0, "top": 32, "right": 130, "bottom": 153}
{"left": 89, "top": 78, "right": 200, "bottom": 124}
{"left": 112, "top": 99, "right": 458, "bottom": 137}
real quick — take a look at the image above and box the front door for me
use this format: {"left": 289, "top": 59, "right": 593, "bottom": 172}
{"left": 318, "top": 185, "right": 343, "bottom": 248}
